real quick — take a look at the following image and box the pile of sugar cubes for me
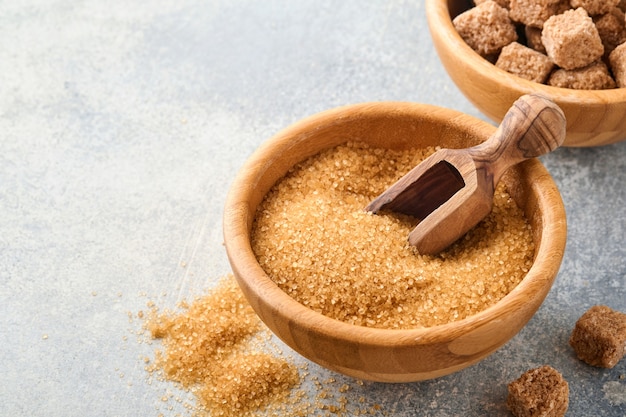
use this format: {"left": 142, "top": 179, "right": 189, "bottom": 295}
{"left": 453, "top": 0, "right": 626, "bottom": 89}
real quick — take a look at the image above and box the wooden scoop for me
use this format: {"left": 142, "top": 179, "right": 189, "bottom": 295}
{"left": 366, "top": 94, "right": 566, "bottom": 255}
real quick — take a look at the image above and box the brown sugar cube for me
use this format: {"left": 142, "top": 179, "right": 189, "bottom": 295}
{"left": 594, "top": 7, "right": 626, "bottom": 57}
{"left": 525, "top": 25, "right": 547, "bottom": 53}
{"left": 496, "top": 41, "right": 555, "bottom": 82}
{"left": 569, "top": 305, "right": 626, "bottom": 368}
{"left": 620, "top": 0, "right": 626, "bottom": 12}
{"left": 609, "top": 42, "right": 626, "bottom": 87}
{"left": 547, "top": 61, "right": 616, "bottom": 89}
{"left": 570, "top": 0, "right": 619, "bottom": 16}
{"left": 506, "top": 365, "right": 569, "bottom": 417}
{"left": 509, "top": 0, "right": 570, "bottom": 28}
{"left": 475, "top": 0, "right": 511, "bottom": 8}
{"left": 542, "top": 7, "right": 604, "bottom": 70}
{"left": 453, "top": 1, "right": 518, "bottom": 56}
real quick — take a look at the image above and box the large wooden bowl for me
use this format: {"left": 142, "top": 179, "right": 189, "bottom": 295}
{"left": 223, "top": 102, "right": 567, "bottom": 382}
{"left": 426, "top": 0, "right": 626, "bottom": 147}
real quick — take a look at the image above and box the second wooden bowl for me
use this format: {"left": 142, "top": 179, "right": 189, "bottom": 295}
{"left": 223, "top": 102, "right": 567, "bottom": 382}
{"left": 426, "top": 0, "right": 626, "bottom": 147}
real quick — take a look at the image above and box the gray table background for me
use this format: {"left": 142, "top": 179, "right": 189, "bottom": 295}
{"left": 1, "top": 1, "right": 624, "bottom": 416}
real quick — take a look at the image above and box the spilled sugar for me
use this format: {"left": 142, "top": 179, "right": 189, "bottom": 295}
{"left": 137, "top": 274, "right": 386, "bottom": 416}
{"left": 144, "top": 276, "right": 298, "bottom": 416}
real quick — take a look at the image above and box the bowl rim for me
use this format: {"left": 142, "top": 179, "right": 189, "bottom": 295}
{"left": 424, "top": 0, "right": 626, "bottom": 103}
{"left": 223, "top": 101, "right": 567, "bottom": 349}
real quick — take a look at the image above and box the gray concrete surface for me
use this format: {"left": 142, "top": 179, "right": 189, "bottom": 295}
{"left": 1, "top": 1, "right": 624, "bottom": 416}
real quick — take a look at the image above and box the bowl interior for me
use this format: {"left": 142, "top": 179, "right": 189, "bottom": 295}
{"left": 223, "top": 102, "right": 567, "bottom": 382}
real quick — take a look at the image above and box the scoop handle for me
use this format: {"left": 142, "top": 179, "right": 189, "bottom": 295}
{"left": 468, "top": 94, "right": 566, "bottom": 184}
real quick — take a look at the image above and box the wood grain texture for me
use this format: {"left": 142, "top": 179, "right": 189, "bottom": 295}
{"left": 366, "top": 94, "right": 565, "bottom": 254}
{"left": 222, "top": 102, "right": 567, "bottom": 382}
{"left": 426, "top": 0, "right": 626, "bottom": 147}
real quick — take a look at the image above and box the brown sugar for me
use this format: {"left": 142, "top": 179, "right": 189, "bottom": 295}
{"left": 569, "top": 305, "right": 626, "bottom": 368}
{"left": 506, "top": 365, "right": 569, "bottom": 417}
{"left": 542, "top": 7, "right": 604, "bottom": 70}
{"left": 570, "top": 0, "right": 620, "bottom": 16}
{"left": 474, "top": 0, "right": 510, "bottom": 8}
{"left": 145, "top": 275, "right": 300, "bottom": 417}
{"left": 496, "top": 41, "right": 554, "bottom": 82}
{"left": 453, "top": 1, "right": 518, "bottom": 56}
{"left": 251, "top": 142, "right": 535, "bottom": 329}
{"left": 198, "top": 352, "right": 299, "bottom": 415}
{"left": 525, "top": 26, "right": 547, "bottom": 53}
{"left": 593, "top": 7, "right": 626, "bottom": 57}
{"left": 609, "top": 42, "right": 626, "bottom": 87}
{"left": 140, "top": 274, "right": 386, "bottom": 417}
{"left": 455, "top": 2, "right": 626, "bottom": 89}
{"left": 547, "top": 60, "right": 616, "bottom": 89}
{"left": 509, "top": 0, "right": 570, "bottom": 28}
{"left": 147, "top": 276, "right": 262, "bottom": 385}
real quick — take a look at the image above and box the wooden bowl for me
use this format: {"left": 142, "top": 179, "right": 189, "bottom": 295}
{"left": 425, "top": 0, "right": 626, "bottom": 147}
{"left": 223, "top": 102, "right": 567, "bottom": 382}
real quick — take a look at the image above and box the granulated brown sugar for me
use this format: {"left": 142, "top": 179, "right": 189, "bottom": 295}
{"left": 198, "top": 352, "right": 300, "bottom": 415}
{"left": 251, "top": 142, "right": 534, "bottom": 329}
{"left": 147, "top": 276, "right": 262, "bottom": 386}
{"left": 140, "top": 274, "right": 386, "bottom": 416}
{"left": 145, "top": 275, "right": 300, "bottom": 417}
